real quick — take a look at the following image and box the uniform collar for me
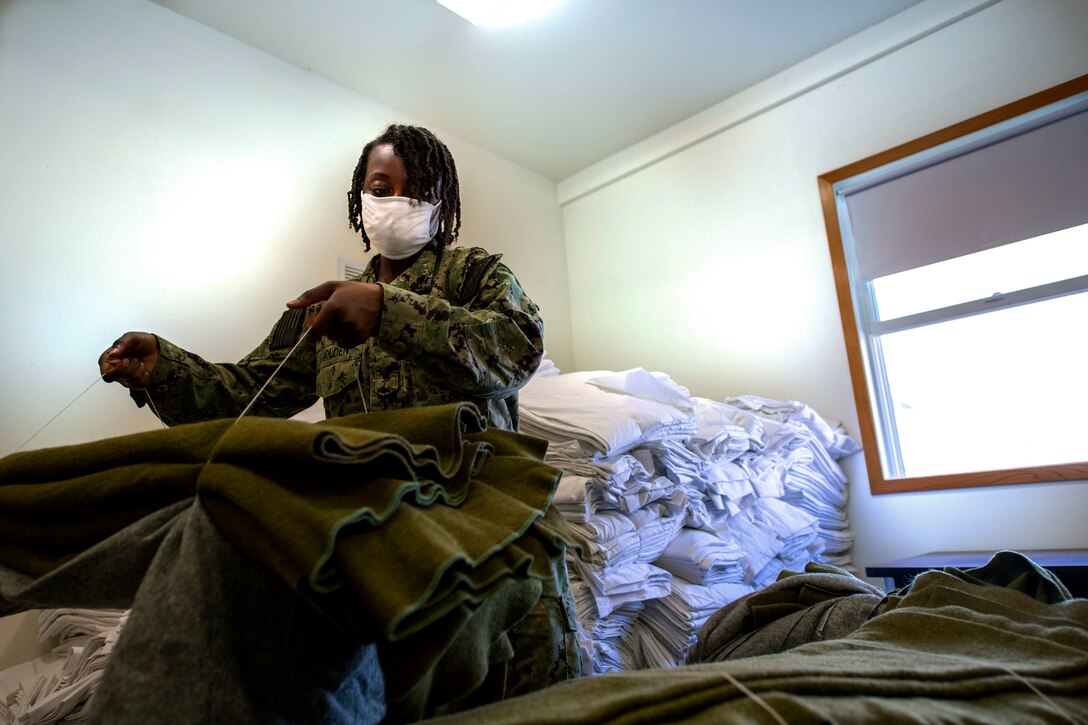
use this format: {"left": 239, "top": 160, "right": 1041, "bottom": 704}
{"left": 363, "top": 244, "right": 441, "bottom": 294}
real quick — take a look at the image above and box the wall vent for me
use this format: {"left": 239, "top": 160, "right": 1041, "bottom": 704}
{"left": 338, "top": 257, "right": 366, "bottom": 281}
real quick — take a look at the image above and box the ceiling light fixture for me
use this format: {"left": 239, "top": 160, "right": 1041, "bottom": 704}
{"left": 436, "top": 0, "right": 565, "bottom": 27}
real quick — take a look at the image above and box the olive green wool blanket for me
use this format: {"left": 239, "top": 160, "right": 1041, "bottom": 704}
{"left": 0, "top": 403, "right": 579, "bottom": 702}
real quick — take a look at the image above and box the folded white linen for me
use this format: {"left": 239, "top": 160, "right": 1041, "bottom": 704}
{"left": 726, "top": 394, "right": 861, "bottom": 459}
{"left": 520, "top": 371, "right": 696, "bottom": 457}
{"left": 567, "top": 524, "right": 640, "bottom": 576}
{"left": 626, "top": 503, "right": 685, "bottom": 564}
{"left": 574, "top": 560, "right": 672, "bottom": 619}
{"left": 0, "top": 609, "right": 128, "bottom": 725}
{"left": 630, "top": 622, "right": 680, "bottom": 670}
{"left": 655, "top": 528, "right": 746, "bottom": 585}
{"left": 585, "top": 369, "right": 694, "bottom": 414}
{"left": 688, "top": 397, "right": 762, "bottom": 462}
{"left": 520, "top": 375, "right": 858, "bottom": 675}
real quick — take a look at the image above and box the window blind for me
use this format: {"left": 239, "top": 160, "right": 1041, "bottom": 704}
{"left": 842, "top": 97, "right": 1088, "bottom": 282}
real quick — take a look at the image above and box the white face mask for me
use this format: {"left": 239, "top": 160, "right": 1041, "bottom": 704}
{"left": 360, "top": 194, "right": 441, "bottom": 260}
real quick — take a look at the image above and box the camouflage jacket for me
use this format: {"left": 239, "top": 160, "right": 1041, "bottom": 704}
{"left": 135, "top": 245, "right": 544, "bottom": 431}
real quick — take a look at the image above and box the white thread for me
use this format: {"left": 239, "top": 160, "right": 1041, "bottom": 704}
{"left": 142, "top": 389, "right": 169, "bottom": 429}
{"left": 356, "top": 345, "right": 370, "bottom": 414}
{"left": 715, "top": 670, "right": 789, "bottom": 724}
{"left": 235, "top": 327, "right": 312, "bottom": 422}
{"left": 15, "top": 376, "right": 104, "bottom": 452}
{"left": 656, "top": 669, "right": 788, "bottom": 723}
{"left": 11, "top": 327, "right": 311, "bottom": 454}
{"left": 356, "top": 372, "right": 369, "bottom": 414}
{"left": 664, "top": 638, "right": 1082, "bottom": 725}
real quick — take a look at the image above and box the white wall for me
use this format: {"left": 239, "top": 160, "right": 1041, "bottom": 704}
{"left": 561, "top": 0, "right": 1088, "bottom": 582}
{"left": 0, "top": 0, "right": 571, "bottom": 668}
{"left": 0, "top": 0, "right": 573, "bottom": 455}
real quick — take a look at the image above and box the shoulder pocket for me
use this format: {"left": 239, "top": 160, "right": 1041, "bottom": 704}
{"left": 269, "top": 308, "right": 308, "bottom": 350}
{"left": 458, "top": 249, "right": 502, "bottom": 306}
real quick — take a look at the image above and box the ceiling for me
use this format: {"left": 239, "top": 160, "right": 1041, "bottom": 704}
{"left": 150, "top": 0, "right": 924, "bottom": 181}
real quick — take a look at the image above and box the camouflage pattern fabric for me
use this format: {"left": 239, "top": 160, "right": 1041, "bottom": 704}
{"left": 134, "top": 245, "right": 543, "bottom": 431}
{"left": 129, "top": 244, "right": 582, "bottom": 699}
{"left": 505, "top": 558, "right": 584, "bottom": 698}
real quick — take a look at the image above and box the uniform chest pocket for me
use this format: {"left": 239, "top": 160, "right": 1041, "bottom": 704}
{"left": 315, "top": 357, "right": 360, "bottom": 399}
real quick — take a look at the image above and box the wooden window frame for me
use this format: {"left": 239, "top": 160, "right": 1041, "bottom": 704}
{"left": 818, "top": 74, "right": 1088, "bottom": 495}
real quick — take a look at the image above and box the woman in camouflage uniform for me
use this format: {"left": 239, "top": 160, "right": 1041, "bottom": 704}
{"left": 99, "top": 124, "right": 582, "bottom": 709}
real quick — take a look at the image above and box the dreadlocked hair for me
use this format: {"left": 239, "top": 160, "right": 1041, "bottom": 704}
{"left": 347, "top": 124, "right": 462, "bottom": 252}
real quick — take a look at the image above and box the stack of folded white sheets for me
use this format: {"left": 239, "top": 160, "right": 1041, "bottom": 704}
{"left": 725, "top": 395, "right": 860, "bottom": 568}
{"left": 0, "top": 609, "right": 127, "bottom": 725}
{"left": 520, "top": 365, "right": 860, "bottom": 673}
{"left": 519, "top": 370, "right": 698, "bottom": 459}
{"left": 636, "top": 579, "right": 755, "bottom": 668}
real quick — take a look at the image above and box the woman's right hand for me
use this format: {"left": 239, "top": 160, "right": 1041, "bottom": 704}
{"left": 99, "top": 332, "right": 160, "bottom": 389}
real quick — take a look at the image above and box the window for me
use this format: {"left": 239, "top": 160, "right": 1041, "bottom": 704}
{"left": 818, "top": 74, "right": 1088, "bottom": 494}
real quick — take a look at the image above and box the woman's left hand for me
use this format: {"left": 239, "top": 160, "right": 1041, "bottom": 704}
{"left": 287, "top": 281, "right": 384, "bottom": 349}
